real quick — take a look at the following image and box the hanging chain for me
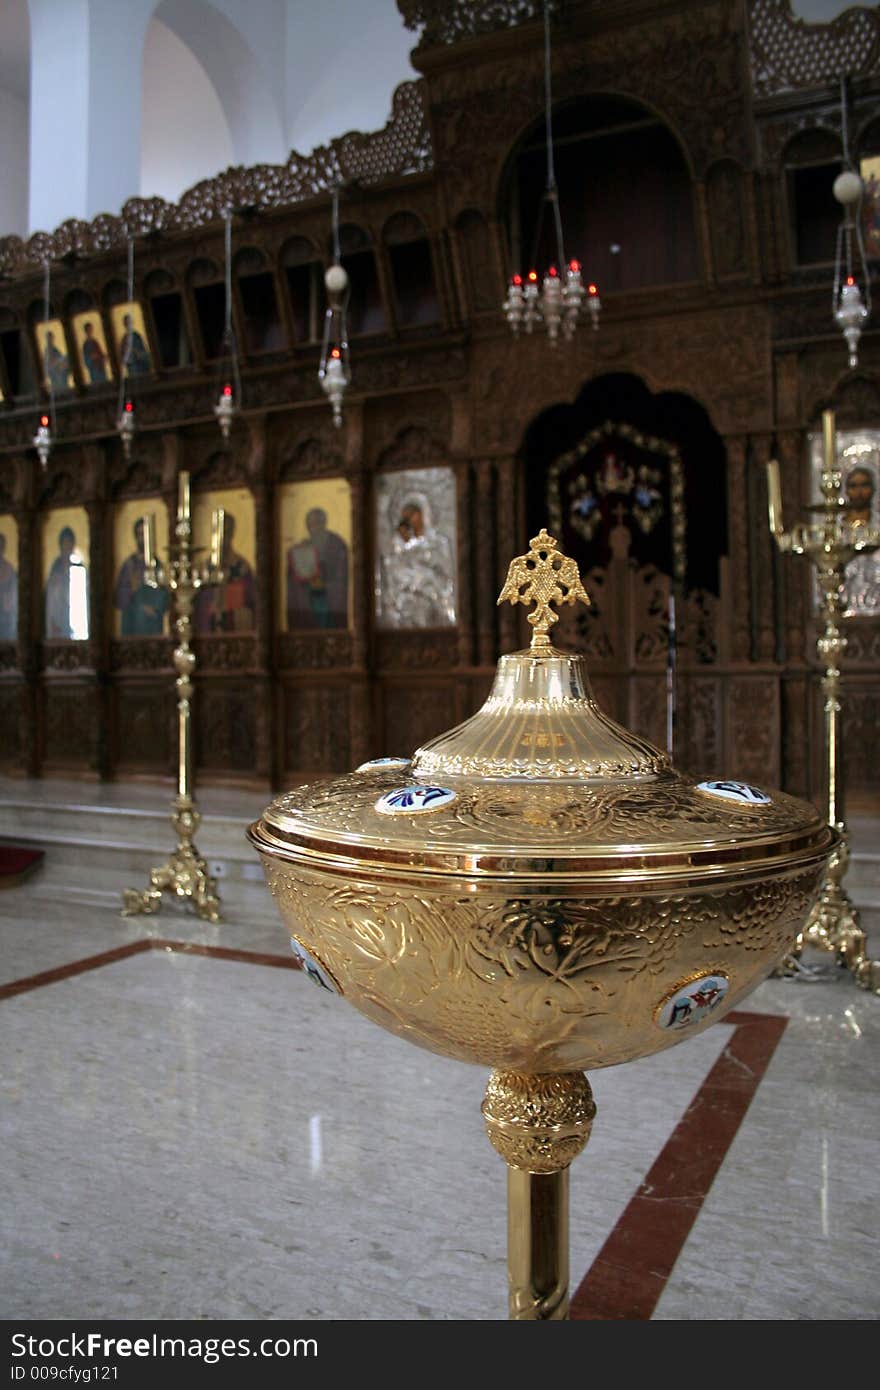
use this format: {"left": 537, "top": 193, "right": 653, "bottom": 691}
{"left": 543, "top": 3, "right": 556, "bottom": 195}
{"left": 42, "top": 257, "right": 56, "bottom": 430}
{"left": 118, "top": 236, "right": 134, "bottom": 417}
{"left": 834, "top": 74, "right": 871, "bottom": 317}
{"left": 224, "top": 209, "right": 233, "bottom": 344}
{"left": 126, "top": 234, "right": 135, "bottom": 305}
{"left": 322, "top": 186, "right": 350, "bottom": 371}
{"left": 221, "top": 208, "right": 242, "bottom": 402}
{"left": 331, "top": 187, "right": 341, "bottom": 264}
{"left": 528, "top": 0, "right": 566, "bottom": 270}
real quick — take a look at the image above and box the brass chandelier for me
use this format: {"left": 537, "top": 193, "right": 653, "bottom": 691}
{"left": 502, "top": 1, "right": 599, "bottom": 342}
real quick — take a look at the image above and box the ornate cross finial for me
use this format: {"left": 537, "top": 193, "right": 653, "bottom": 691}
{"left": 497, "top": 528, "right": 590, "bottom": 648}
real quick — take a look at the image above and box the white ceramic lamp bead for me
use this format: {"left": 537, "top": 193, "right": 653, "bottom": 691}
{"left": 325, "top": 263, "right": 349, "bottom": 294}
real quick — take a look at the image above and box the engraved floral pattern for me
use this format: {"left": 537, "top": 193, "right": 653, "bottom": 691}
{"left": 264, "top": 769, "right": 821, "bottom": 853}
{"left": 261, "top": 856, "right": 824, "bottom": 1073}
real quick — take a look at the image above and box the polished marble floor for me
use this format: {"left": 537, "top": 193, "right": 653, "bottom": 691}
{"left": 0, "top": 782, "right": 878, "bottom": 1322}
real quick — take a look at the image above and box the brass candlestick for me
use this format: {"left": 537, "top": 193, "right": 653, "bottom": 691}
{"left": 122, "top": 473, "right": 226, "bottom": 924}
{"left": 767, "top": 411, "right": 880, "bottom": 992}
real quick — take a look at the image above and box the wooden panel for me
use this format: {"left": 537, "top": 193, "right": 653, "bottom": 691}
{"left": 380, "top": 682, "right": 457, "bottom": 757}
{"left": 679, "top": 676, "right": 722, "bottom": 780}
{"left": 843, "top": 682, "right": 880, "bottom": 803}
{"left": 0, "top": 682, "right": 23, "bottom": 765}
{"left": 630, "top": 674, "right": 667, "bottom": 751}
{"left": 194, "top": 683, "right": 257, "bottom": 774}
{"left": 726, "top": 674, "right": 780, "bottom": 789}
{"left": 113, "top": 684, "right": 173, "bottom": 772}
{"left": 283, "top": 684, "right": 352, "bottom": 776}
{"left": 42, "top": 682, "right": 98, "bottom": 769}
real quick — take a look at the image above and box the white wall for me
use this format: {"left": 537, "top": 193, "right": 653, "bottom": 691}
{"left": 0, "top": 88, "right": 29, "bottom": 239}
{"left": 8, "top": 0, "right": 416, "bottom": 234}
{"left": 284, "top": 0, "right": 416, "bottom": 154}
{"left": 140, "top": 19, "right": 235, "bottom": 203}
{"left": 790, "top": 2, "right": 857, "bottom": 20}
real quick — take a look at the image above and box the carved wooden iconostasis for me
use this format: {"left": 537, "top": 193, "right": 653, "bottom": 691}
{"left": 0, "top": 0, "right": 877, "bottom": 807}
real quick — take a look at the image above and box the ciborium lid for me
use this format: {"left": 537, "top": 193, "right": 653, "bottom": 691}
{"left": 256, "top": 530, "right": 829, "bottom": 885}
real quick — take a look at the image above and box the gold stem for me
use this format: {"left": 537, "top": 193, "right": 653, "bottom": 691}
{"left": 482, "top": 1070, "right": 595, "bottom": 1321}
{"left": 816, "top": 560, "right": 846, "bottom": 834}
{"left": 507, "top": 1168, "right": 569, "bottom": 1319}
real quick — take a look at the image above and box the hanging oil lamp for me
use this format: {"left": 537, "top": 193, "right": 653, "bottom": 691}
{"left": 32, "top": 413, "right": 52, "bottom": 469}
{"left": 116, "top": 237, "right": 138, "bottom": 458}
{"left": 116, "top": 398, "right": 136, "bottom": 459}
{"left": 318, "top": 191, "right": 351, "bottom": 428}
{"left": 502, "top": 3, "right": 599, "bottom": 343}
{"left": 214, "top": 380, "right": 236, "bottom": 441}
{"left": 831, "top": 80, "right": 871, "bottom": 369}
{"left": 214, "top": 209, "right": 240, "bottom": 442}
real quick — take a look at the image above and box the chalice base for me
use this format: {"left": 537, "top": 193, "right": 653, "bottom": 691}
{"left": 122, "top": 844, "right": 221, "bottom": 924}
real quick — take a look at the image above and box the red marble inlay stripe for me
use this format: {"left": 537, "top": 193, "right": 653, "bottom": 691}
{"left": 0, "top": 937, "right": 300, "bottom": 1000}
{"left": 570, "top": 1009, "right": 788, "bottom": 1321}
{"left": 0, "top": 938, "right": 154, "bottom": 999}
{"left": 149, "top": 940, "right": 299, "bottom": 970}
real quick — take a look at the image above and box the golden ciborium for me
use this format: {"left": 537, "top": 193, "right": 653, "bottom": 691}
{"left": 248, "top": 530, "right": 835, "bottom": 1320}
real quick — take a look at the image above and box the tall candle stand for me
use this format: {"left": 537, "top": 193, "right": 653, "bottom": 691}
{"left": 767, "top": 410, "right": 880, "bottom": 992}
{"left": 122, "top": 474, "right": 226, "bottom": 924}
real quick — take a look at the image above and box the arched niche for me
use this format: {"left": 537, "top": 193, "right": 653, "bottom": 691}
{"left": 454, "top": 208, "right": 498, "bottom": 313}
{"left": 519, "top": 373, "right": 728, "bottom": 753}
{"left": 143, "top": 268, "right": 191, "bottom": 369}
{"left": 0, "top": 306, "right": 37, "bottom": 402}
{"left": 500, "top": 93, "right": 700, "bottom": 292}
{"left": 337, "top": 224, "right": 386, "bottom": 336}
{"left": 383, "top": 211, "right": 439, "bottom": 328}
{"left": 186, "top": 256, "right": 227, "bottom": 361}
{"left": 233, "top": 246, "right": 285, "bottom": 355}
{"left": 281, "top": 236, "right": 325, "bottom": 345}
{"left": 782, "top": 126, "right": 841, "bottom": 266}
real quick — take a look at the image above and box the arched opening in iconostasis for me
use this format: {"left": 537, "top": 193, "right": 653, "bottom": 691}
{"left": 500, "top": 92, "right": 700, "bottom": 292}
{"left": 519, "top": 373, "right": 728, "bottom": 772}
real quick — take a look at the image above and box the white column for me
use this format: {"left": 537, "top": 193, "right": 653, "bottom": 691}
{"left": 28, "top": 0, "right": 89, "bottom": 231}
{"left": 28, "top": 0, "right": 153, "bottom": 233}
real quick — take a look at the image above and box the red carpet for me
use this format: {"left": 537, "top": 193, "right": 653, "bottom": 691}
{"left": 0, "top": 845, "right": 44, "bottom": 887}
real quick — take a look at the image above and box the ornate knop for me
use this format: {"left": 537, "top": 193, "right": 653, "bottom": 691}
{"left": 497, "top": 529, "right": 589, "bottom": 648}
